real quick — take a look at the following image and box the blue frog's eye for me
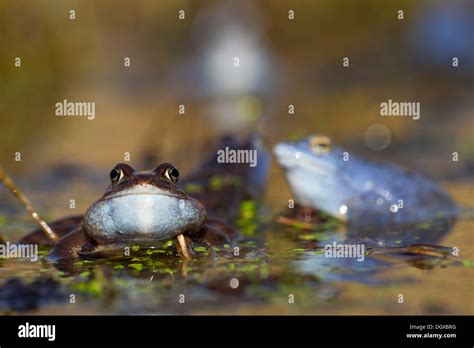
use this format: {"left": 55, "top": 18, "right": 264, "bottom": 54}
{"left": 309, "top": 135, "right": 332, "bottom": 155}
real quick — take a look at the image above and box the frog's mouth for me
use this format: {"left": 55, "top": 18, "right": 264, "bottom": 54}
{"left": 273, "top": 143, "right": 334, "bottom": 175}
{"left": 103, "top": 184, "right": 184, "bottom": 201}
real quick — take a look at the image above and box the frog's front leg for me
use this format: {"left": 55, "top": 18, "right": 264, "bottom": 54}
{"left": 17, "top": 215, "right": 84, "bottom": 246}
{"left": 45, "top": 227, "right": 99, "bottom": 261}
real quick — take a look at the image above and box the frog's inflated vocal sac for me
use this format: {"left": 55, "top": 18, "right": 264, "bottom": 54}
{"left": 19, "top": 163, "right": 213, "bottom": 260}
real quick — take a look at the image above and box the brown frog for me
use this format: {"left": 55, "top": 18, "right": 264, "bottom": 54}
{"left": 19, "top": 162, "right": 230, "bottom": 260}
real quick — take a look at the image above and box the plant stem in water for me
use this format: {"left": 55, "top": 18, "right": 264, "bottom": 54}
{"left": 176, "top": 233, "right": 191, "bottom": 259}
{"left": 0, "top": 167, "right": 58, "bottom": 242}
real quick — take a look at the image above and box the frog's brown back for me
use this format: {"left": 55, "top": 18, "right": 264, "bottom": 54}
{"left": 180, "top": 135, "right": 270, "bottom": 222}
{"left": 17, "top": 215, "right": 83, "bottom": 246}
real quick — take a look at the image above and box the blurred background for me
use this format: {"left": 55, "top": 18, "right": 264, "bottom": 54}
{"left": 0, "top": 0, "right": 473, "bottom": 315}
{"left": 0, "top": 0, "right": 473, "bottom": 211}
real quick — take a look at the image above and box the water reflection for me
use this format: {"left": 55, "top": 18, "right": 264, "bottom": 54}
{"left": 294, "top": 217, "right": 458, "bottom": 285}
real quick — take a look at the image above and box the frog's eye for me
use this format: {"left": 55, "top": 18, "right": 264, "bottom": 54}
{"left": 164, "top": 166, "right": 180, "bottom": 184}
{"left": 110, "top": 167, "right": 124, "bottom": 185}
{"left": 309, "top": 135, "right": 332, "bottom": 155}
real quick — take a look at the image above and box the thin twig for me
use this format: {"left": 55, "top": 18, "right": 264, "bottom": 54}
{"left": 0, "top": 166, "right": 58, "bottom": 241}
{"left": 275, "top": 215, "right": 317, "bottom": 230}
{"left": 371, "top": 244, "right": 451, "bottom": 258}
{"left": 176, "top": 233, "right": 191, "bottom": 259}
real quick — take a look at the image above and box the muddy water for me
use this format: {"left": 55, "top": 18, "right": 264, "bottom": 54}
{"left": 0, "top": 175, "right": 472, "bottom": 315}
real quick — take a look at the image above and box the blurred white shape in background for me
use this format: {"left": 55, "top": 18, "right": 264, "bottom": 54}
{"left": 204, "top": 23, "right": 269, "bottom": 95}
{"left": 188, "top": 1, "right": 277, "bottom": 133}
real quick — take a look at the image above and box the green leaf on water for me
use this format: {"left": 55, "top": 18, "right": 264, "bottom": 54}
{"left": 239, "top": 200, "right": 256, "bottom": 219}
{"left": 74, "top": 279, "right": 103, "bottom": 297}
{"left": 298, "top": 232, "right": 330, "bottom": 241}
{"left": 79, "top": 271, "right": 91, "bottom": 278}
{"left": 292, "top": 222, "right": 304, "bottom": 230}
{"left": 131, "top": 257, "right": 149, "bottom": 262}
{"left": 238, "top": 264, "right": 258, "bottom": 273}
{"left": 162, "top": 240, "right": 174, "bottom": 249}
{"left": 321, "top": 220, "right": 341, "bottom": 230}
{"left": 299, "top": 234, "right": 317, "bottom": 241}
{"left": 291, "top": 248, "right": 307, "bottom": 253}
{"left": 128, "top": 263, "right": 144, "bottom": 271}
{"left": 236, "top": 200, "right": 259, "bottom": 237}
{"left": 88, "top": 280, "right": 103, "bottom": 297}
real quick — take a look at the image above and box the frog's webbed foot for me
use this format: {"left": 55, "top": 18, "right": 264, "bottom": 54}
{"left": 204, "top": 214, "right": 237, "bottom": 238}
{"left": 176, "top": 221, "right": 233, "bottom": 259}
{"left": 182, "top": 213, "right": 235, "bottom": 250}
{"left": 17, "top": 215, "right": 84, "bottom": 247}
{"left": 193, "top": 222, "right": 232, "bottom": 247}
